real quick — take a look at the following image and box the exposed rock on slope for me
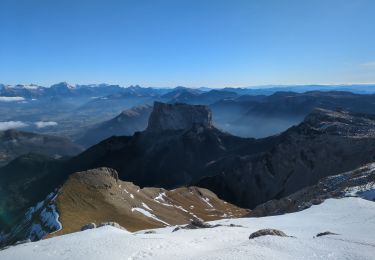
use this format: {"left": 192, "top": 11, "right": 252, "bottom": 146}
{"left": 249, "top": 162, "right": 375, "bottom": 217}
{"left": 147, "top": 102, "right": 212, "bottom": 131}
{"left": 0, "top": 129, "right": 82, "bottom": 166}
{"left": 249, "top": 229, "right": 288, "bottom": 239}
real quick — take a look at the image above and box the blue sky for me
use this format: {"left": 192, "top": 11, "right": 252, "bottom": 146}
{"left": 0, "top": 0, "right": 374, "bottom": 87}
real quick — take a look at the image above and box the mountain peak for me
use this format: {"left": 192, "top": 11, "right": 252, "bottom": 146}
{"left": 303, "top": 108, "right": 375, "bottom": 137}
{"left": 146, "top": 102, "right": 213, "bottom": 131}
{"left": 50, "top": 82, "right": 76, "bottom": 89}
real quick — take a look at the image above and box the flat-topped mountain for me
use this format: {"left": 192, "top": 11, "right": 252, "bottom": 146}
{"left": 147, "top": 102, "right": 213, "bottom": 131}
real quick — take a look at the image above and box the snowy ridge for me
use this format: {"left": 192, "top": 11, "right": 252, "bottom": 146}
{"left": 1, "top": 198, "right": 374, "bottom": 260}
{"left": 0, "top": 192, "right": 62, "bottom": 246}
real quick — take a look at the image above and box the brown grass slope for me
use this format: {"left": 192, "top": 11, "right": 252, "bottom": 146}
{"left": 53, "top": 167, "right": 248, "bottom": 236}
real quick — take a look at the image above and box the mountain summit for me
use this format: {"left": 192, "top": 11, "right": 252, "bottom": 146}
{"left": 146, "top": 102, "right": 213, "bottom": 131}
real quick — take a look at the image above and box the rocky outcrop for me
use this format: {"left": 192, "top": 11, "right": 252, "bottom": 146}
{"left": 73, "top": 167, "right": 119, "bottom": 189}
{"left": 97, "top": 222, "right": 126, "bottom": 230}
{"left": 172, "top": 219, "right": 221, "bottom": 232}
{"left": 249, "top": 229, "right": 288, "bottom": 239}
{"left": 147, "top": 102, "right": 213, "bottom": 131}
{"left": 315, "top": 231, "right": 338, "bottom": 237}
{"left": 81, "top": 223, "right": 96, "bottom": 231}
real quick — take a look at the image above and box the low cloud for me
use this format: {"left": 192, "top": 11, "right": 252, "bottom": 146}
{"left": 0, "top": 121, "right": 28, "bottom": 131}
{"left": 0, "top": 96, "right": 25, "bottom": 102}
{"left": 360, "top": 61, "right": 375, "bottom": 68}
{"left": 35, "top": 121, "right": 58, "bottom": 128}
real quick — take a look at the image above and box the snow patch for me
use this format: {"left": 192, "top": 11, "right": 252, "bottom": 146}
{"left": 154, "top": 192, "right": 166, "bottom": 202}
{"left": 142, "top": 203, "right": 152, "bottom": 211}
{"left": 202, "top": 197, "right": 214, "bottom": 208}
{"left": 131, "top": 208, "right": 169, "bottom": 225}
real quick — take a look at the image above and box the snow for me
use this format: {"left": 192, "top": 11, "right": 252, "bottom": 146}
{"left": 202, "top": 197, "right": 214, "bottom": 208}
{"left": 0, "top": 96, "right": 25, "bottom": 102}
{"left": 40, "top": 204, "right": 62, "bottom": 233}
{"left": 131, "top": 208, "right": 169, "bottom": 226}
{"left": 130, "top": 194, "right": 134, "bottom": 199}
{"left": 154, "top": 192, "right": 166, "bottom": 202}
{"left": 142, "top": 203, "right": 153, "bottom": 211}
{"left": 1, "top": 198, "right": 375, "bottom": 260}
{"left": 153, "top": 192, "right": 174, "bottom": 207}
{"left": 24, "top": 193, "right": 62, "bottom": 240}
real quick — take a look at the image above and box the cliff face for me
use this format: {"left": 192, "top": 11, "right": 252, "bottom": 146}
{"left": 147, "top": 102, "right": 213, "bottom": 131}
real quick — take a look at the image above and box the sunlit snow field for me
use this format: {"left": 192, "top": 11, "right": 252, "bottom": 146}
{"left": 1, "top": 197, "right": 374, "bottom": 260}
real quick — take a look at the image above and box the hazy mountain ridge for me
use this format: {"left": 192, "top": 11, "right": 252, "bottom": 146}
{"left": 77, "top": 104, "right": 153, "bottom": 147}
{"left": 197, "top": 108, "right": 375, "bottom": 208}
{"left": 0, "top": 129, "right": 83, "bottom": 166}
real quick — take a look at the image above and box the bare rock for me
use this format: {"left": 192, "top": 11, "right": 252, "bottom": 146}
{"left": 315, "top": 231, "right": 339, "bottom": 237}
{"left": 249, "top": 229, "right": 288, "bottom": 239}
{"left": 75, "top": 167, "right": 119, "bottom": 189}
{"left": 80, "top": 223, "right": 96, "bottom": 231}
{"left": 147, "top": 102, "right": 212, "bottom": 131}
{"left": 172, "top": 219, "right": 221, "bottom": 232}
{"left": 97, "top": 222, "right": 126, "bottom": 230}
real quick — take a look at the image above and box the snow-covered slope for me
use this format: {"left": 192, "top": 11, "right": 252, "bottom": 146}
{"left": 1, "top": 197, "right": 374, "bottom": 260}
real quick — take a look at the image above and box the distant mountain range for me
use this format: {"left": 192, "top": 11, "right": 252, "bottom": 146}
{"left": 1, "top": 82, "right": 375, "bottom": 100}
